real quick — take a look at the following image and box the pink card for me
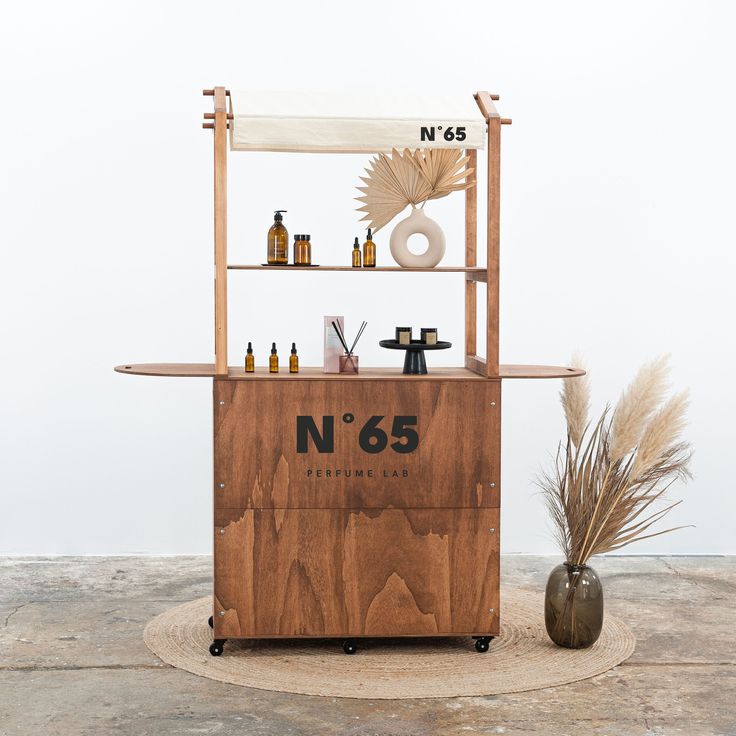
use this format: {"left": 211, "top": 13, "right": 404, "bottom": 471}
{"left": 324, "top": 316, "right": 344, "bottom": 373}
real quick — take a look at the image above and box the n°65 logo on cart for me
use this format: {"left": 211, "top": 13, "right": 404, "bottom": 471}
{"left": 296, "top": 415, "right": 419, "bottom": 454}
{"left": 420, "top": 125, "right": 466, "bottom": 142}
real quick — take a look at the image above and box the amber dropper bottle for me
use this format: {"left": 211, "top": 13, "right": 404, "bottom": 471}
{"left": 352, "top": 237, "right": 361, "bottom": 268}
{"left": 269, "top": 342, "right": 279, "bottom": 373}
{"left": 245, "top": 342, "right": 255, "bottom": 373}
{"left": 289, "top": 342, "right": 299, "bottom": 373}
{"left": 363, "top": 228, "right": 376, "bottom": 267}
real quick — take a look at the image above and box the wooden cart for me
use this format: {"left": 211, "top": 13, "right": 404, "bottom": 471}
{"left": 116, "top": 87, "right": 583, "bottom": 656}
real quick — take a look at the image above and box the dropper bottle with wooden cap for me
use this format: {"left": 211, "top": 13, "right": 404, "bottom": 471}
{"left": 363, "top": 228, "right": 376, "bottom": 268}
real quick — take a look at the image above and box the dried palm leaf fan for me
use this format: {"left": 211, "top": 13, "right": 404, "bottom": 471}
{"left": 356, "top": 148, "right": 474, "bottom": 232}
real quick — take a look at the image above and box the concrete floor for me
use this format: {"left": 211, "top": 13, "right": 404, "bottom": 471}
{"left": 0, "top": 556, "right": 734, "bottom": 736}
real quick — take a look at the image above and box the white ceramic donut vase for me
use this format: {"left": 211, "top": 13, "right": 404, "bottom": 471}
{"left": 389, "top": 207, "right": 446, "bottom": 268}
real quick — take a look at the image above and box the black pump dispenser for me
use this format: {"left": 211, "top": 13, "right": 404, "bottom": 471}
{"left": 273, "top": 210, "right": 286, "bottom": 222}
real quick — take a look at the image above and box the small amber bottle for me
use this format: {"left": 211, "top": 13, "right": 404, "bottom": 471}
{"left": 289, "top": 342, "right": 299, "bottom": 373}
{"left": 294, "top": 234, "right": 311, "bottom": 265}
{"left": 245, "top": 342, "right": 255, "bottom": 372}
{"left": 267, "top": 211, "right": 288, "bottom": 265}
{"left": 363, "top": 228, "right": 376, "bottom": 268}
{"left": 351, "top": 237, "right": 361, "bottom": 267}
{"left": 269, "top": 342, "right": 279, "bottom": 373}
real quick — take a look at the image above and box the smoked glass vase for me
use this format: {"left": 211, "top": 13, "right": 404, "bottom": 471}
{"left": 544, "top": 563, "right": 603, "bottom": 648}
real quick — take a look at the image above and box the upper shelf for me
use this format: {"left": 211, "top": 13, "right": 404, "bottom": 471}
{"left": 114, "top": 363, "right": 585, "bottom": 380}
{"left": 227, "top": 265, "right": 487, "bottom": 273}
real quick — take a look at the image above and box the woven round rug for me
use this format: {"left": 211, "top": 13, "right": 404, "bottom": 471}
{"left": 144, "top": 590, "right": 635, "bottom": 699}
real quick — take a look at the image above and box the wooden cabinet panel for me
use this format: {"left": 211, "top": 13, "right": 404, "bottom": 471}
{"left": 214, "top": 508, "right": 499, "bottom": 638}
{"left": 214, "top": 379, "right": 500, "bottom": 509}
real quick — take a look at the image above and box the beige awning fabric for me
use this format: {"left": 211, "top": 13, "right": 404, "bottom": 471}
{"left": 228, "top": 91, "right": 487, "bottom": 153}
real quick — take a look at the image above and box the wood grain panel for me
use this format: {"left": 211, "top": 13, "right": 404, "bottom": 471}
{"left": 214, "top": 379, "right": 500, "bottom": 509}
{"left": 213, "top": 508, "right": 499, "bottom": 638}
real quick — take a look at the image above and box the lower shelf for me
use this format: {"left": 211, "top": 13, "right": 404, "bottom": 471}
{"left": 213, "top": 508, "right": 500, "bottom": 639}
{"left": 115, "top": 363, "right": 585, "bottom": 379}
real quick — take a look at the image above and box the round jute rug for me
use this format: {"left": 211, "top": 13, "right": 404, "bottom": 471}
{"left": 144, "top": 590, "right": 635, "bottom": 699}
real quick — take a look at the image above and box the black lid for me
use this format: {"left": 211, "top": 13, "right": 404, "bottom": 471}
{"left": 271, "top": 342, "right": 277, "bottom": 354}
{"left": 366, "top": 228, "right": 372, "bottom": 239}
{"left": 247, "top": 341, "right": 253, "bottom": 353}
{"left": 273, "top": 210, "right": 286, "bottom": 222}
{"left": 304, "top": 234, "right": 310, "bottom": 241}
{"left": 294, "top": 234, "right": 301, "bottom": 240}
{"left": 291, "top": 342, "right": 297, "bottom": 354}
{"left": 353, "top": 237, "right": 359, "bottom": 247}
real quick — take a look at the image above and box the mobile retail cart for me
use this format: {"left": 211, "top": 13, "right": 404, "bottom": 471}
{"left": 116, "top": 87, "right": 583, "bottom": 656}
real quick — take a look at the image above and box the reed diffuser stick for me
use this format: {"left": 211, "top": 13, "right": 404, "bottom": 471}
{"left": 349, "top": 321, "right": 368, "bottom": 355}
{"left": 331, "top": 321, "right": 350, "bottom": 354}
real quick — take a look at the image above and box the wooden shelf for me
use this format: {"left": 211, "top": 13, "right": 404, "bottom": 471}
{"left": 227, "top": 265, "right": 487, "bottom": 273}
{"left": 499, "top": 364, "right": 586, "bottom": 379}
{"left": 115, "top": 363, "right": 585, "bottom": 380}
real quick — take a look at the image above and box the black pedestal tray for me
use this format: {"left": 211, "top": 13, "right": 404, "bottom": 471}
{"left": 379, "top": 339, "right": 452, "bottom": 375}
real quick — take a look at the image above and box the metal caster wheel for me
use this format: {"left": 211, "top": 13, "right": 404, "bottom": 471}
{"left": 209, "top": 639, "right": 226, "bottom": 656}
{"left": 342, "top": 639, "right": 357, "bottom": 655}
{"left": 473, "top": 636, "right": 493, "bottom": 653}
{"left": 207, "top": 615, "right": 214, "bottom": 629}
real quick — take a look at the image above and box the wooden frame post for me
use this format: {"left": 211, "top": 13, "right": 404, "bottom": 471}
{"left": 464, "top": 149, "right": 479, "bottom": 372}
{"left": 213, "top": 86, "right": 228, "bottom": 376}
{"left": 472, "top": 92, "right": 502, "bottom": 378}
{"left": 486, "top": 115, "right": 501, "bottom": 377}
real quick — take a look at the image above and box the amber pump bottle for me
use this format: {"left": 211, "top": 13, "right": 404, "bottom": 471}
{"left": 245, "top": 342, "right": 255, "bottom": 373}
{"left": 289, "top": 342, "right": 299, "bottom": 373}
{"left": 269, "top": 342, "right": 279, "bottom": 373}
{"left": 351, "top": 237, "right": 361, "bottom": 267}
{"left": 267, "top": 211, "right": 288, "bottom": 265}
{"left": 363, "top": 228, "right": 376, "bottom": 267}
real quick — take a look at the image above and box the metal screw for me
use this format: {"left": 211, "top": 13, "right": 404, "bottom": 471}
{"left": 489, "top": 482, "right": 496, "bottom": 488}
{"left": 489, "top": 608, "right": 495, "bottom": 614}
{"left": 219, "top": 528, "right": 225, "bottom": 534}
{"left": 489, "top": 528, "right": 495, "bottom": 534}
{"left": 218, "top": 483, "right": 225, "bottom": 488}
{"left": 219, "top": 400, "right": 225, "bottom": 406}
{"left": 219, "top": 611, "right": 225, "bottom": 617}
{"left": 490, "top": 401, "right": 496, "bottom": 406}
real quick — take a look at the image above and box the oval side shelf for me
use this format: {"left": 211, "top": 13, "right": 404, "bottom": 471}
{"left": 500, "top": 365, "right": 586, "bottom": 379}
{"left": 115, "top": 363, "right": 217, "bottom": 377}
{"left": 115, "top": 363, "right": 585, "bottom": 379}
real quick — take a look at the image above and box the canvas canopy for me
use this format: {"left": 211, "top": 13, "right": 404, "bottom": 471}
{"left": 228, "top": 91, "right": 487, "bottom": 153}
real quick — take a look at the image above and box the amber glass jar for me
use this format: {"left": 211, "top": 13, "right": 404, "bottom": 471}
{"left": 544, "top": 563, "right": 603, "bottom": 648}
{"left": 294, "top": 234, "right": 311, "bottom": 265}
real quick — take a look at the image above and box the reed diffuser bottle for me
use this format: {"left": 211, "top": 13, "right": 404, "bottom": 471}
{"left": 269, "top": 342, "right": 279, "bottom": 373}
{"left": 267, "top": 211, "right": 288, "bottom": 265}
{"left": 363, "top": 228, "right": 376, "bottom": 267}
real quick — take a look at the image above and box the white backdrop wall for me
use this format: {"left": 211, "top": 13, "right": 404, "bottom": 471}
{"left": 0, "top": 0, "right": 733, "bottom": 555}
